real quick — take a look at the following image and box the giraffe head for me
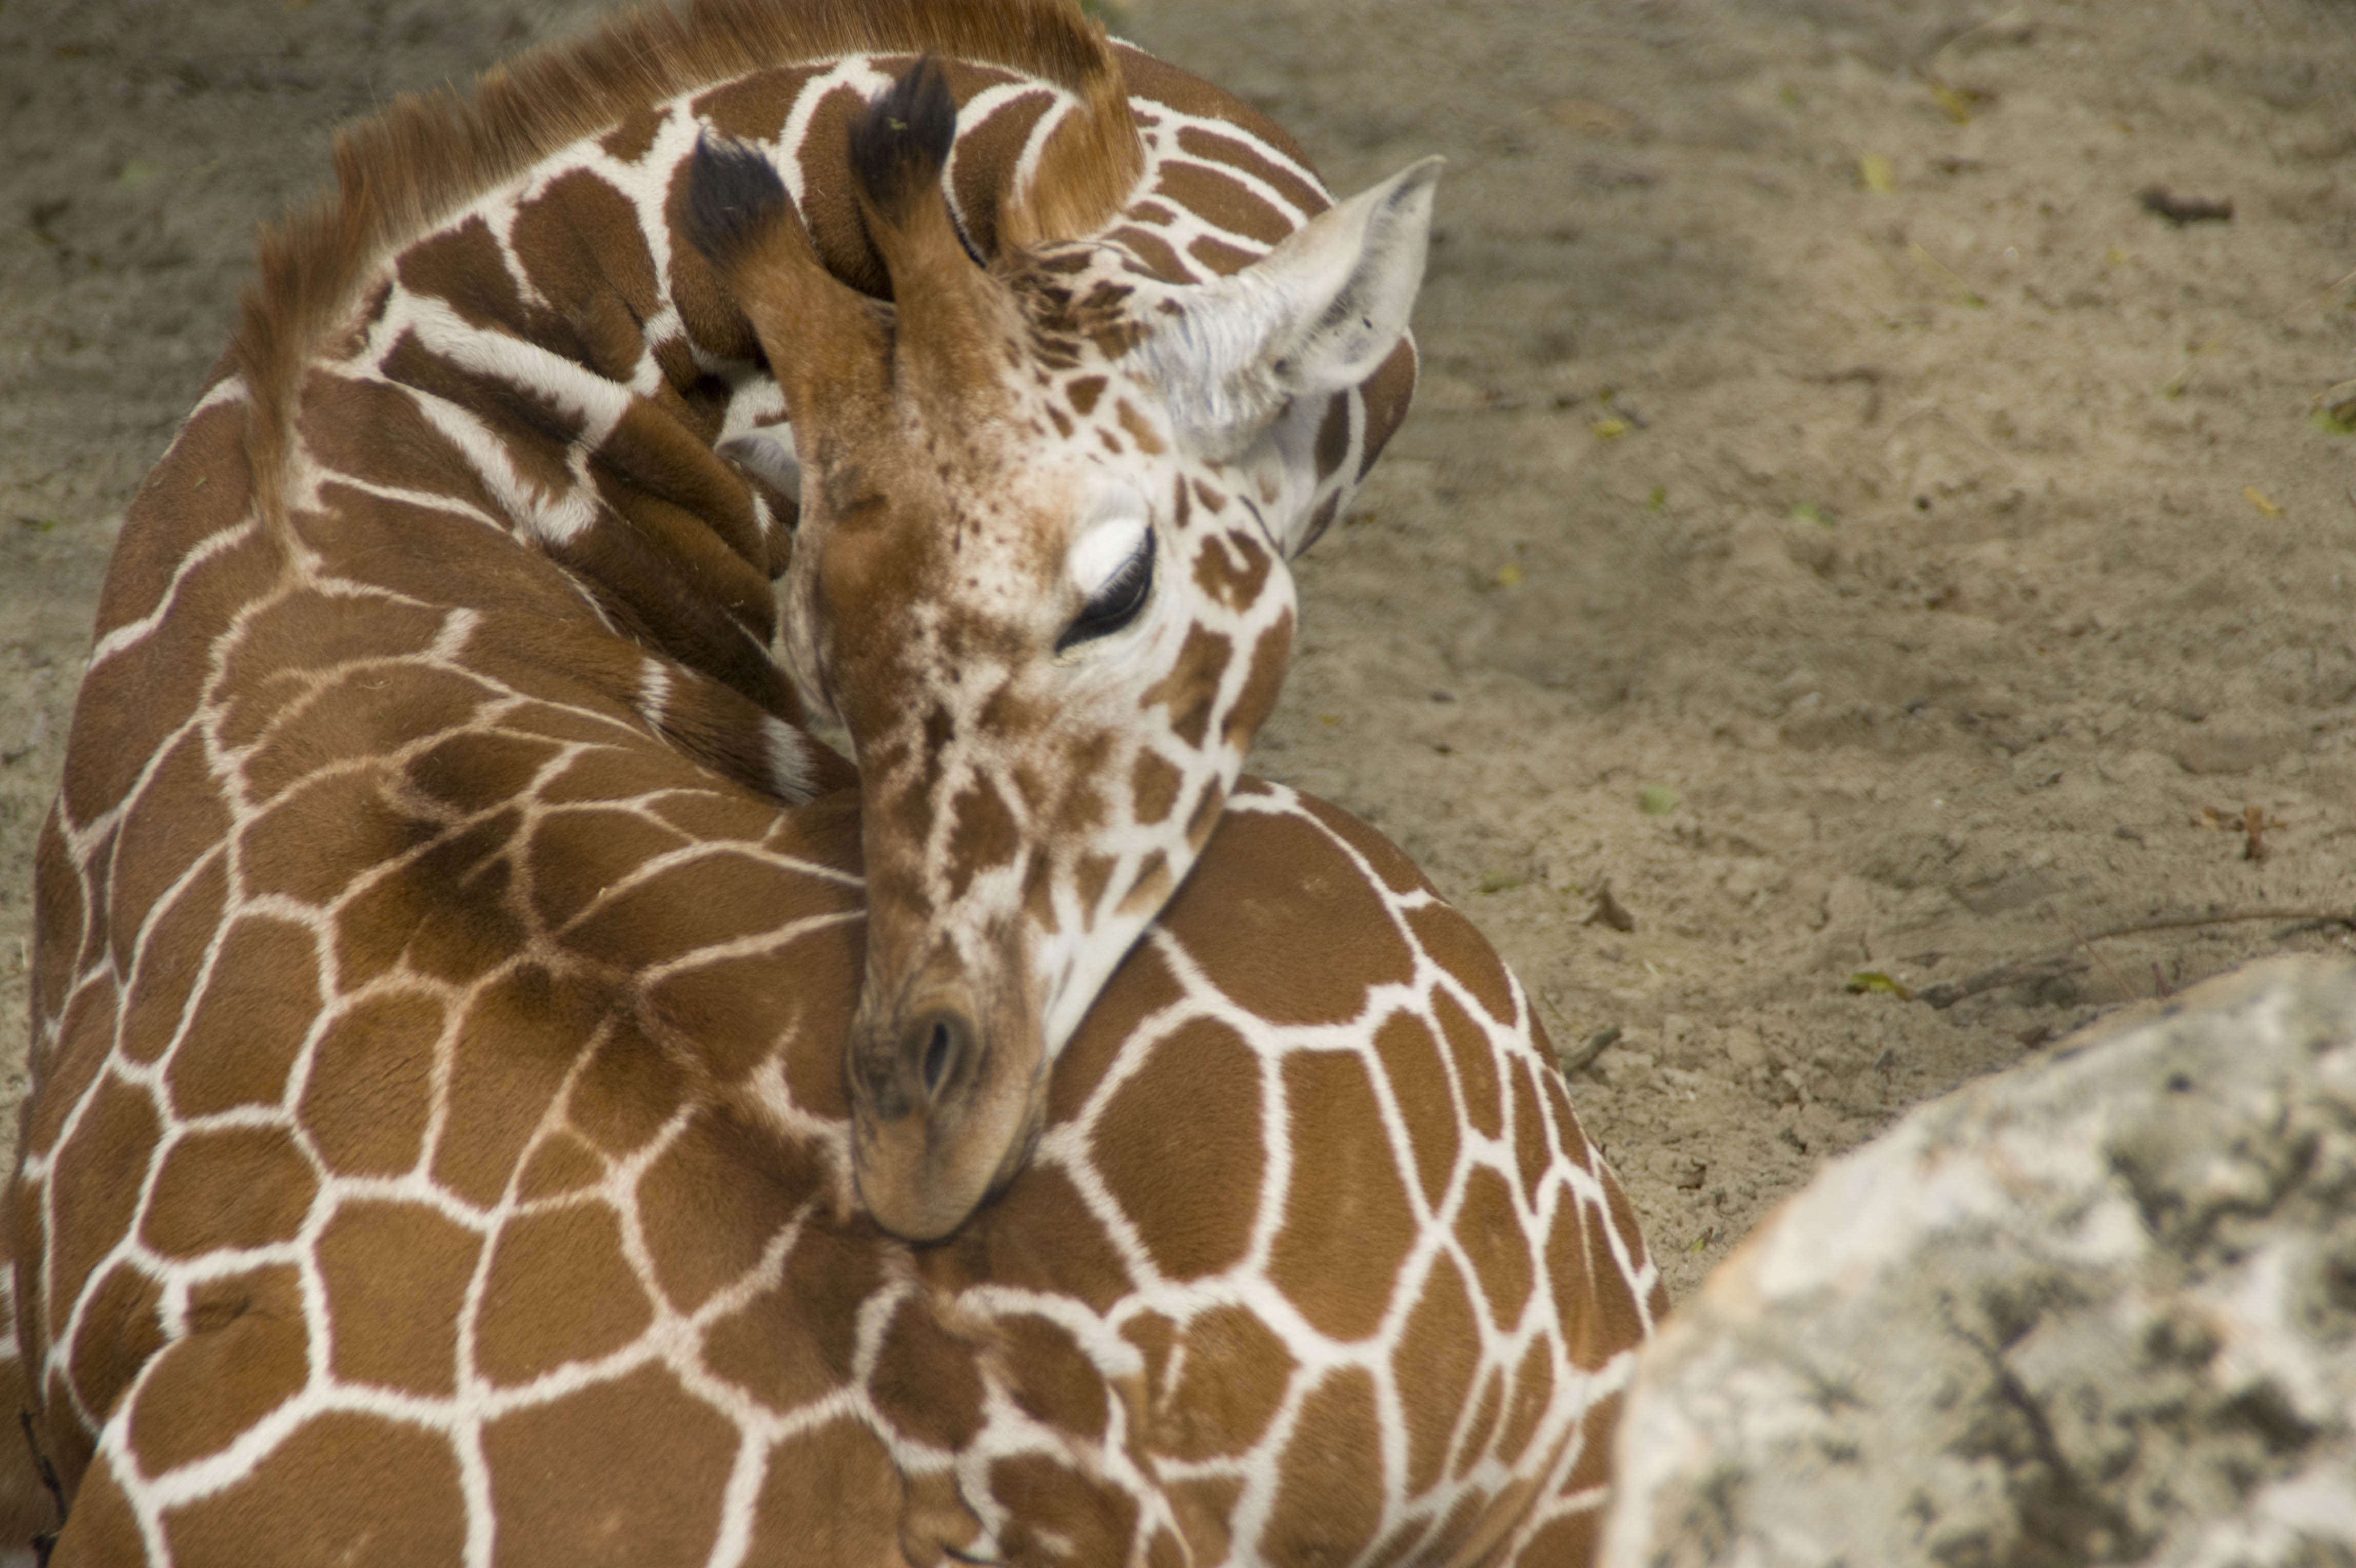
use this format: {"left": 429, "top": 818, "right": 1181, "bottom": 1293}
{"left": 688, "top": 60, "right": 1437, "bottom": 1239}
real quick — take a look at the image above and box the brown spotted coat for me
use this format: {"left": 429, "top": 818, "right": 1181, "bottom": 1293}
{"left": 7, "top": 1, "right": 1663, "bottom": 1562}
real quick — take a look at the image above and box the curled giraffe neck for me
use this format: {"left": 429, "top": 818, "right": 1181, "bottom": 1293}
{"left": 188, "top": 0, "right": 1441, "bottom": 1239}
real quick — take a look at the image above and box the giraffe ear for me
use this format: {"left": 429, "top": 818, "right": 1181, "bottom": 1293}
{"left": 1139, "top": 156, "right": 1441, "bottom": 462}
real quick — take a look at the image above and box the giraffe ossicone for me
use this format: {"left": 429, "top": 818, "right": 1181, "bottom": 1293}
{"left": 683, "top": 57, "right": 1442, "bottom": 1239}
{"left": 8, "top": 1, "right": 1665, "bottom": 1562}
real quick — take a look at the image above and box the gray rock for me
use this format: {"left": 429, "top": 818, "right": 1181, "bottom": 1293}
{"left": 1600, "top": 956, "right": 2356, "bottom": 1568}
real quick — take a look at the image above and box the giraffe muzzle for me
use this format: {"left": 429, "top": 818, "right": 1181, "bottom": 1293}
{"left": 846, "top": 993, "right": 1043, "bottom": 1241}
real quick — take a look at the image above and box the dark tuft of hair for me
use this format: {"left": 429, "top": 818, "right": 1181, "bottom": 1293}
{"left": 847, "top": 56, "right": 959, "bottom": 223}
{"left": 683, "top": 132, "right": 791, "bottom": 265}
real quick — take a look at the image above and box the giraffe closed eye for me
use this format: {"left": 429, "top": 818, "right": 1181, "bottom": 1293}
{"left": 1056, "top": 525, "right": 1155, "bottom": 653}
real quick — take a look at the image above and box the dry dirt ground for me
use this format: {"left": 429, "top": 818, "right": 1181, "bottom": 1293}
{"left": 6, "top": 0, "right": 2356, "bottom": 1305}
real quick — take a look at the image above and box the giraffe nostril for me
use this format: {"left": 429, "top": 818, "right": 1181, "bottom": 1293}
{"left": 907, "top": 1011, "right": 971, "bottom": 1102}
{"left": 923, "top": 1022, "right": 954, "bottom": 1094}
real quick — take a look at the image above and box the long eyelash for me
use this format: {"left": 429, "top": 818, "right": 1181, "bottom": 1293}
{"left": 1093, "top": 546, "right": 1150, "bottom": 608}
{"left": 1057, "top": 532, "right": 1155, "bottom": 652}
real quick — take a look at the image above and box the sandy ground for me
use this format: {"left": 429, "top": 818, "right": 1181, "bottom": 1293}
{"left": 6, "top": 0, "right": 2356, "bottom": 1304}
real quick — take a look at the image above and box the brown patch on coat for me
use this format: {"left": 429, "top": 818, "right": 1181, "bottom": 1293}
{"left": 1047, "top": 937, "right": 1186, "bottom": 1124}
{"left": 1373, "top": 1011, "right": 1460, "bottom": 1212}
{"left": 19, "top": 983, "right": 114, "bottom": 1161}
{"left": 318, "top": 1201, "right": 480, "bottom": 1396}
{"left": 394, "top": 213, "right": 534, "bottom": 334}
{"left": 870, "top": 1295, "right": 988, "bottom": 1450}
{"left": 237, "top": 663, "right": 495, "bottom": 807}
{"left": 1000, "top": 1312, "right": 1111, "bottom": 1441}
{"left": 141, "top": 1127, "right": 318, "bottom": 1259}
{"left": 406, "top": 729, "right": 561, "bottom": 812}
{"left": 511, "top": 169, "right": 667, "bottom": 381}
{"left": 1114, "top": 398, "right": 1166, "bottom": 454}
{"left": 751, "top": 1417, "right": 908, "bottom": 1559}
{"left": 1170, "top": 805, "right": 1413, "bottom": 1027}
{"left": 1129, "top": 749, "right": 1183, "bottom": 826}
{"left": 1191, "top": 530, "right": 1273, "bottom": 613}
{"left": 294, "top": 369, "right": 507, "bottom": 525}
{"left": 332, "top": 809, "right": 527, "bottom": 992}
{"left": 949, "top": 83, "right": 1053, "bottom": 259}
{"left": 1291, "top": 791, "right": 1427, "bottom": 894}
{"left": 969, "top": 1164, "right": 1134, "bottom": 1315}
{"left": 1455, "top": 1167, "right": 1536, "bottom": 1330}
{"left": 1358, "top": 338, "right": 1420, "bottom": 479}
{"left": 691, "top": 62, "right": 821, "bottom": 145}
{"left": 1434, "top": 990, "right": 1504, "bottom": 1140}
{"left": 634, "top": 1108, "right": 806, "bottom": 1314}
{"left": 943, "top": 775, "right": 1022, "bottom": 900}
{"left": 379, "top": 329, "right": 583, "bottom": 507}
{"left": 1155, "top": 163, "right": 1290, "bottom": 247}
{"left": 1222, "top": 613, "right": 1293, "bottom": 749}
{"left": 1261, "top": 1365, "right": 1385, "bottom": 1565}
{"left": 1268, "top": 1050, "right": 1416, "bottom": 1341}
{"left": 126, "top": 1265, "right": 309, "bottom": 1473}
{"left": 164, "top": 1410, "right": 467, "bottom": 1564}
{"left": 564, "top": 1011, "right": 696, "bottom": 1158}
{"left": 475, "top": 1201, "right": 654, "bottom": 1384}
{"left": 598, "top": 394, "right": 771, "bottom": 576}
{"left": 164, "top": 916, "right": 320, "bottom": 1118}
{"left": 64, "top": 1262, "right": 165, "bottom": 1450}
{"left": 1406, "top": 902, "right": 1521, "bottom": 1025}
{"left": 1508, "top": 1056, "right": 1553, "bottom": 1210}
{"left": 1090, "top": 1017, "right": 1263, "bottom": 1281}
{"left": 699, "top": 1219, "right": 881, "bottom": 1415}
{"left": 1137, "top": 623, "right": 1232, "bottom": 748}
{"left": 1104, "top": 224, "right": 1194, "bottom": 284}
{"left": 991, "top": 1453, "right": 1143, "bottom": 1568}
{"left": 522, "top": 807, "right": 691, "bottom": 932}
{"left": 517, "top": 1133, "right": 606, "bottom": 1202}
{"left": 433, "top": 965, "right": 606, "bottom": 1207}
{"left": 1174, "top": 124, "right": 1327, "bottom": 216}
{"left": 482, "top": 1363, "right": 737, "bottom": 1563}
{"left": 1314, "top": 388, "right": 1352, "bottom": 482}
{"left": 1148, "top": 1304, "right": 1295, "bottom": 1461}
{"left": 1393, "top": 1251, "right": 1481, "bottom": 1495}
{"left": 66, "top": 526, "right": 276, "bottom": 829}
{"left": 1494, "top": 1335, "right": 1557, "bottom": 1472}
{"left": 116, "top": 864, "right": 223, "bottom": 1068}
{"left": 1186, "top": 233, "right": 1260, "bottom": 277}
{"left": 598, "top": 102, "right": 667, "bottom": 162}
{"left": 106, "top": 732, "right": 230, "bottom": 965}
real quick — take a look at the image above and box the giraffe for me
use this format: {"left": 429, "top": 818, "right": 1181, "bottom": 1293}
{"left": 6, "top": 0, "right": 1668, "bottom": 1562}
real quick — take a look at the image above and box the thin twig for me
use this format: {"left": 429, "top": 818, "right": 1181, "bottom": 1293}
{"left": 1917, "top": 907, "right": 2356, "bottom": 1009}
{"left": 2060, "top": 911, "right": 2136, "bottom": 1001}
{"left": 1558, "top": 1024, "right": 1621, "bottom": 1074}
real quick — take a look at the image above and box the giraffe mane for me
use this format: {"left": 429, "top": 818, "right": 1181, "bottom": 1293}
{"left": 232, "top": 0, "right": 1143, "bottom": 518}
